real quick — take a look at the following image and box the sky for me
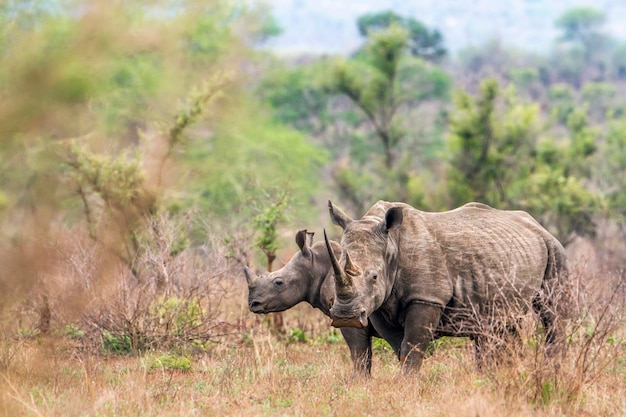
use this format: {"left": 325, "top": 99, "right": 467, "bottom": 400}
{"left": 255, "top": 0, "right": 626, "bottom": 56}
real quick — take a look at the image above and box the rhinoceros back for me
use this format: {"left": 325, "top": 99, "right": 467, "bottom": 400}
{"left": 394, "top": 204, "right": 554, "bottom": 319}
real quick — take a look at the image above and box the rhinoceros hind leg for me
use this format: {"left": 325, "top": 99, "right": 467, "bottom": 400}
{"left": 472, "top": 327, "right": 521, "bottom": 370}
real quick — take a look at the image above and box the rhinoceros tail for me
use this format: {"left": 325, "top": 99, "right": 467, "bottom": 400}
{"left": 536, "top": 237, "right": 571, "bottom": 351}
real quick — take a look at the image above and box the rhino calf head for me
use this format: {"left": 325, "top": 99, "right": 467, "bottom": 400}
{"left": 325, "top": 200, "right": 404, "bottom": 329}
{"left": 245, "top": 230, "right": 315, "bottom": 314}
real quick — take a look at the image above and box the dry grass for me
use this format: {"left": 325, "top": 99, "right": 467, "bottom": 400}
{"left": 1, "top": 223, "right": 624, "bottom": 417}
{"left": 1, "top": 275, "right": 624, "bottom": 417}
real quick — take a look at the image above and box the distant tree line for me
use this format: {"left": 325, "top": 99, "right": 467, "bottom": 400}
{"left": 258, "top": 7, "right": 626, "bottom": 260}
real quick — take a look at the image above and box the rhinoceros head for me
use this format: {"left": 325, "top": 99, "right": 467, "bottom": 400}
{"left": 326, "top": 200, "right": 404, "bottom": 329}
{"left": 245, "top": 229, "right": 316, "bottom": 314}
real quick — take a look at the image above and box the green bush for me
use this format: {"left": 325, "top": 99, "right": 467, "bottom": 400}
{"left": 102, "top": 332, "right": 133, "bottom": 355}
{"left": 372, "top": 338, "right": 393, "bottom": 354}
{"left": 313, "top": 330, "right": 343, "bottom": 345}
{"left": 58, "top": 324, "right": 85, "bottom": 340}
{"left": 286, "top": 328, "right": 308, "bottom": 344}
{"left": 150, "top": 296, "right": 204, "bottom": 337}
{"left": 147, "top": 353, "right": 192, "bottom": 372}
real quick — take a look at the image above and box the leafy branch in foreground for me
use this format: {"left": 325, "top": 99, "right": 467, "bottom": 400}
{"left": 161, "top": 73, "right": 229, "bottom": 186}
{"left": 63, "top": 77, "right": 227, "bottom": 285}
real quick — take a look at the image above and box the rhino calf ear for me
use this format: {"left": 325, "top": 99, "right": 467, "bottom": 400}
{"left": 296, "top": 229, "right": 312, "bottom": 258}
{"left": 295, "top": 230, "right": 307, "bottom": 250}
{"left": 306, "top": 231, "right": 314, "bottom": 247}
{"left": 384, "top": 207, "right": 404, "bottom": 231}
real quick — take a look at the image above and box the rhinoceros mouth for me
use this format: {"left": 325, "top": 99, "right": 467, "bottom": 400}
{"left": 249, "top": 301, "right": 269, "bottom": 314}
{"left": 330, "top": 317, "right": 364, "bottom": 328}
{"left": 330, "top": 311, "right": 368, "bottom": 329}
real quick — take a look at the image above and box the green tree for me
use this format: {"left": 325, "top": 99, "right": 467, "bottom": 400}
{"left": 581, "top": 82, "right": 616, "bottom": 121}
{"left": 257, "top": 60, "right": 332, "bottom": 135}
{"left": 324, "top": 24, "right": 450, "bottom": 211}
{"left": 253, "top": 189, "right": 290, "bottom": 273}
{"left": 611, "top": 43, "right": 626, "bottom": 80}
{"left": 554, "top": 6, "right": 608, "bottom": 83}
{"left": 524, "top": 108, "right": 599, "bottom": 242}
{"left": 357, "top": 10, "right": 446, "bottom": 61}
{"left": 330, "top": 24, "right": 409, "bottom": 170}
{"left": 251, "top": 188, "right": 291, "bottom": 334}
{"left": 555, "top": 6, "right": 607, "bottom": 57}
{"left": 546, "top": 83, "right": 576, "bottom": 124}
{"left": 446, "top": 79, "right": 538, "bottom": 206}
{"left": 446, "top": 78, "right": 600, "bottom": 244}
{"left": 598, "top": 116, "right": 626, "bottom": 226}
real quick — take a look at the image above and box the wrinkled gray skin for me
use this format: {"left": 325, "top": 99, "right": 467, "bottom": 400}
{"left": 326, "top": 200, "right": 570, "bottom": 374}
{"left": 244, "top": 229, "right": 402, "bottom": 377}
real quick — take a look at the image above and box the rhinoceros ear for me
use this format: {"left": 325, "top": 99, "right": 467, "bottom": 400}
{"left": 328, "top": 200, "right": 353, "bottom": 230}
{"left": 383, "top": 207, "right": 404, "bottom": 232}
{"left": 295, "top": 229, "right": 312, "bottom": 258}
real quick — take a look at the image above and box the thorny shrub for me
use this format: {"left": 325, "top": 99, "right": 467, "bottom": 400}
{"left": 467, "top": 264, "right": 626, "bottom": 408}
{"left": 4, "top": 214, "right": 249, "bottom": 355}
{"left": 79, "top": 234, "right": 242, "bottom": 353}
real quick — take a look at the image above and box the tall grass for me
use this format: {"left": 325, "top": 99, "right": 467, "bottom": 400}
{"left": 0, "top": 315, "right": 624, "bottom": 417}
{"left": 0, "top": 227, "right": 624, "bottom": 416}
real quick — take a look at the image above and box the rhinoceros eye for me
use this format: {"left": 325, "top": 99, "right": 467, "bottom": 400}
{"left": 274, "top": 278, "right": 284, "bottom": 287}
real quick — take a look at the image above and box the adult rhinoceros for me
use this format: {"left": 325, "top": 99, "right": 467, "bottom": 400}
{"left": 244, "top": 229, "right": 403, "bottom": 377}
{"left": 325, "top": 200, "right": 570, "bottom": 374}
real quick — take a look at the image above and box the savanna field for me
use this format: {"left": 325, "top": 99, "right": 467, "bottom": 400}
{"left": 1, "top": 237, "right": 624, "bottom": 417}
{"left": 2, "top": 1, "right": 626, "bottom": 416}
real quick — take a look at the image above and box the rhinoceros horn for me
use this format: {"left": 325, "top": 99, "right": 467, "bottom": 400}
{"left": 323, "top": 229, "right": 353, "bottom": 293}
{"left": 243, "top": 266, "right": 256, "bottom": 285}
{"left": 344, "top": 251, "right": 361, "bottom": 276}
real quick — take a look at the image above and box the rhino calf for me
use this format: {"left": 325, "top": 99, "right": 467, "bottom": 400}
{"left": 244, "top": 229, "right": 403, "bottom": 377}
{"left": 326, "top": 200, "right": 570, "bottom": 374}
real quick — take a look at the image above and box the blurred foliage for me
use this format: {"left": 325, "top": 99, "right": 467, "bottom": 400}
{"left": 0, "top": 0, "right": 324, "bottom": 243}
{"left": 611, "top": 43, "right": 626, "bottom": 80}
{"left": 547, "top": 83, "right": 577, "bottom": 124}
{"left": 446, "top": 79, "right": 601, "bottom": 244}
{"left": 183, "top": 98, "right": 327, "bottom": 221}
{"left": 581, "top": 82, "right": 616, "bottom": 121}
{"left": 257, "top": 61, "right": 331, "bottom": 134}
{"left": 599, "top": 116, "right": 626, "bottom": 223}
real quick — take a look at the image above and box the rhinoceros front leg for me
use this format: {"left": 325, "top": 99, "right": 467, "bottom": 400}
{"left": 400, "top": 303, "right": 442, "bottom": 374}
{"left": 340, "top": 327, "right": 372, "bottom": 378}
{"left": 368, "top": 311, "right": 404, "bottom": 360}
